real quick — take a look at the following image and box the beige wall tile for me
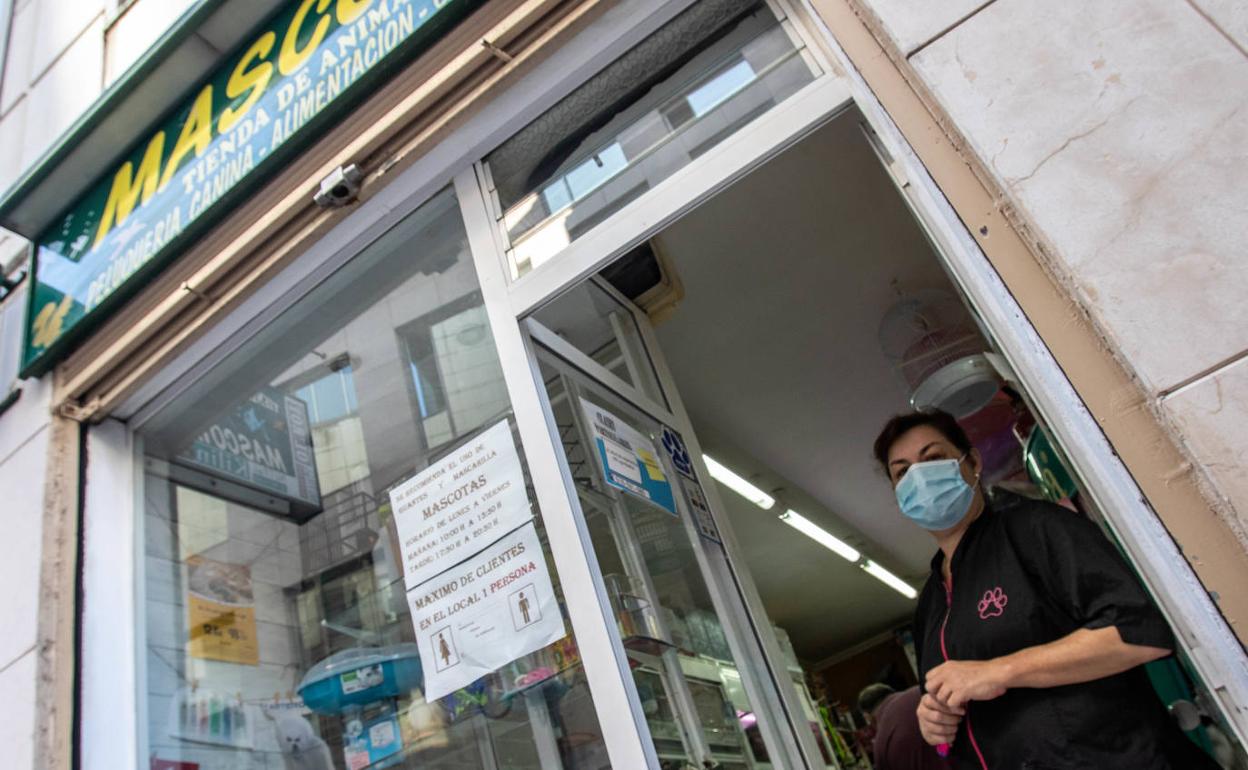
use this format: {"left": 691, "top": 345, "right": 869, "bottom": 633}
{"left": 857, "top": 0, "right": 988, "bottom": 54}
{"left": 1163, "top": 357, "right": 1248, "bottom": 531}
{"left": 1190, "top": 0, "right": 1248, "bottom": 52}
{"left": 911, "top": 0, "right": 1248, "bottom": 395}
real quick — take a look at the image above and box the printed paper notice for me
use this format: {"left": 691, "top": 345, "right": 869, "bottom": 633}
{"left": 408, "top": 522, "right": 565, "bottom": 700}
{"left": 580, "top": 399, "right": 677, "bottom": 515}
{"left": 185, "top": 556, "right": 259, "bottom": 665}
{"left": 680, "top": 476, "right": 722, "bottom": 544}
{"left": 389, "top": 420, "right": 532, "bottom": 589}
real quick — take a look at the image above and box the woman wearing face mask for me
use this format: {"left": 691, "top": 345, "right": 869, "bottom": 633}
{"left": 873, "top": 410, "right": 1218, "bottom": 770}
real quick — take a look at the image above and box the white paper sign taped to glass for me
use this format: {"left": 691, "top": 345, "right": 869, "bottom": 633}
{"left": 408, "top": 522, "right": 565, "bottom": 700}
{"left": 579, "top": 399, "right": 677, "bottom": 515}
{"left": 680, "top": 476, "right": 722, "bottom": 544}
{"left": 388, "top": 420, "right": 532, "bottom": 589}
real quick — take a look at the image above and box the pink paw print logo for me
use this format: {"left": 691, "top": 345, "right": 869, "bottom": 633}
{"left": 978, "top": 587, "right": 1008, "bottom": 619}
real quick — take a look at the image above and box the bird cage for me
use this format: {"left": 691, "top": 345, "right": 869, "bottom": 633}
{"left": 878, "top": 289, "right": 1000, "bottom": 418}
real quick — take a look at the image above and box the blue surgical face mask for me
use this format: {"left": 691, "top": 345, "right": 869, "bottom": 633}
{"left": 894, "top": 457, "right": 976, "bottom": 531}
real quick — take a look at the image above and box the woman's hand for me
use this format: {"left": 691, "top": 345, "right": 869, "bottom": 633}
{"left": 925, "top": 659, "right": 1009, "bottom": 708}
{"left": 917, "top": 692, "right": 963, "bottom": 746}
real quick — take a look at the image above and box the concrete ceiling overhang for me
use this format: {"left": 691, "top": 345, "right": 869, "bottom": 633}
{"left": 0, "top": 0, "right": 286, "bottom": 238}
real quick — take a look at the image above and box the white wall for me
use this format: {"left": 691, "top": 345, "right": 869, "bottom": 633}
{"left": 855, "top": 0, "right": 1248, "bottom": 539}
{"left": 0, "top": 284, "right": 51, "bottom": 770}
{"left": 0, "top": 1, "right": 196, "bottom": 766}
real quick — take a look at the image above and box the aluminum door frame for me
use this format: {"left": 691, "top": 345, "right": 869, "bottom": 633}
{"left": 523, "top": 313, "right": 824, "bottom": 769}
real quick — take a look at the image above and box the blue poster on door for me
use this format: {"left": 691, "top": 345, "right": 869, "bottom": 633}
{"left": 580, "top": 399, "right": 678, "bottom": 516}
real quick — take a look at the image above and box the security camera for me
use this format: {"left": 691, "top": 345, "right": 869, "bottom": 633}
{"left": 314, "top": 164, "right": 364, "bottom": 209}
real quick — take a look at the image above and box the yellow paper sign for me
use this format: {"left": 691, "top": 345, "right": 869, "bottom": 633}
{"left": 186, "top": 556, "right": 259, "bottom": 665}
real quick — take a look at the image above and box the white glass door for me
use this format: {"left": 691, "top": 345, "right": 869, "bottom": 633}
{"left": 511, "top": 271, "right": 833, "bottom": 768}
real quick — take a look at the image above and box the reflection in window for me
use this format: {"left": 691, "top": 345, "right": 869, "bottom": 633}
{"left": 138, "top": 188, "right": 610, "bottom": 770}
{"left": 686, "top": 59, "right": 756, "bottom": 119}
{"left": 486, "top": 0, "right": 819, "bottom": 276}
{"left": 289, "top": 365, "right": 369, "bottom": 496}
{"left": 541, "top": 144, "right": 629, "bottom": 214}
{"left": 293, "top": 365, "right": 360, "bottom": 426}
{"left": 401, "top": 297, "right": 509, "bottom": 452}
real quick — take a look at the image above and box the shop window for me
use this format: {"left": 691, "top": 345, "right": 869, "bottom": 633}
{"left": 485, "top": 0, "right": 819, "bottom": 276}
{"left": 138, "top": 188, "right": 609, "bottom": 769}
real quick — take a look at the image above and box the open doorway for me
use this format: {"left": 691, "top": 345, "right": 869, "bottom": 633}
{"left": 522, "top": 106, "right": 1244, "bottom": 768}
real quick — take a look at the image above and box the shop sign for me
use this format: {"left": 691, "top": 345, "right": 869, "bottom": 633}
{"left": 21, "top": 0, "right": 476, "bottom": 375}
{"left": 581, "top": 399, "right": 678, "bottom": 515}
{"left": 175, "top": 386, "right": 321, "bottom": 514}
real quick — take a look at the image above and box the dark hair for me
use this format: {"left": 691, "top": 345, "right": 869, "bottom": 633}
{"left": 857, "top": 683, "right": 895, "bottom": 716}
{"left": 872, "top": 409, "right": 973, "bottom": 473}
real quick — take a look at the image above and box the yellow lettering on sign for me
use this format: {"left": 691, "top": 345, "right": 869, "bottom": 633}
{"left": 93, "top": 131, "right": 166, "bottom": 247}
{"left": 159, "top": 85, "right": 214, "bottom": 191}
{"left": 279, "top": 0, "right": 333, "bottom": 75}
{"left": 218, "top": 31, "right": 277, "bottom": 134}
{"left": 336, "top": 0, "right": 372, "bottom": 24}
{"left": 30, "top": 295, "right": 73, "bottom": 350}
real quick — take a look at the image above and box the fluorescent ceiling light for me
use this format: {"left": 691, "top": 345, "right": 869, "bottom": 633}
{"left": 862, "top": 560, "right": 918, "bottom": 600}
{"left": 779, "top": 510, "right": 860, "bottom": 562}
{"left": 703, "top": 455, "right": 775, "bottom": 509}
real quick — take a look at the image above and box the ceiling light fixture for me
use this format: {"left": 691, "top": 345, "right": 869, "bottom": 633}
{"left": 703, "top": 455, "right": 775, "bottom": 509}
{"left": 778, "top": 510, "right": 860, "bottom": 562}
{"left": 862, "top": 560, "right": 918, "bottom": 600}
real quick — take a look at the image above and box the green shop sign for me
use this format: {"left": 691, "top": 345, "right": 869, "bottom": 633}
{"left": 23, "top": 0, "right": 476, "bottom": 376}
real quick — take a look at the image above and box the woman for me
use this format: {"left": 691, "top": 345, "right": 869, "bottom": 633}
{"left": 874, "top": 409, "right": 1218, "bottom": 770}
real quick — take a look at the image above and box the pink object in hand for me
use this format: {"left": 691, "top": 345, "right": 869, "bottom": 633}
{"left": 937, "top": 743, "right": 950, "bottom": 757}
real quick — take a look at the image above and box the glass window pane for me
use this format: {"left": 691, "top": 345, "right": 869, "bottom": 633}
{"left": 530, "top": 279, "right": 666, "bottom": 407}
{"left": 536, "top": 350, "right": 769, "bottom": 767}
{"left": 139, "top": 188, "right": 610, "bottom": 770}
{"left": 486, "top": 0, "right": 819, "bottom": 277}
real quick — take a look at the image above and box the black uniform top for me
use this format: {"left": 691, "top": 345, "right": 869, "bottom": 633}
{"left": 913, "top": 492, "right": 1216, "bottom": 770}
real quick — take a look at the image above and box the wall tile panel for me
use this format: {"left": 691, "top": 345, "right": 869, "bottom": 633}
{"left": 911, "top": 0, "right": 1248, "bottom": 395}
{"left": 0, "top": 650, "right": 36, "bottom": 770}
{"left": 1190, "top": 0, "right": 1248, "bottom": 52}
{"left": 20, "top": 16, "right": 105, "bottom": 172}
{"left": 1, "top": 0, "right": 37, "bottom": 115}
{"left": 30, "top": 0, "right": 106, "bottom": 81}
{"left": 857, "top": 0, "right": 989, "bottom": 54}
{"left": 0, "top": 424, "right": 47, "bottom": 671}
{"left": 105, "top": 0, "right": 199, "bottom": 83}
{"left": 1163, "top": 357, "right": 1248, "bottom": 531}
